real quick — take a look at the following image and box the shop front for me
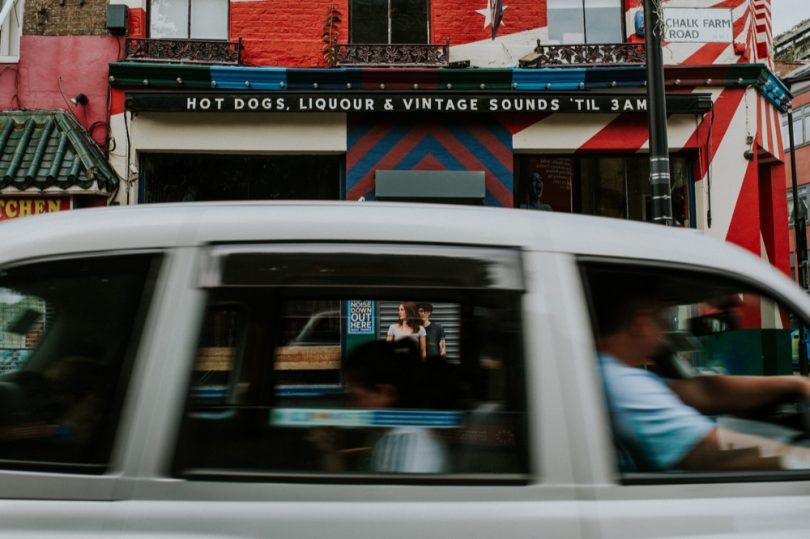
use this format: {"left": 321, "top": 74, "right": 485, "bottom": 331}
{"left": 108, "top": 63, "right": 789, "bottom": 273}
{"left": 0, "top": 110, "right": 116, "bottom": 221}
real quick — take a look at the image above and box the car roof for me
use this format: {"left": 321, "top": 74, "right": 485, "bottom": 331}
{"left": 0, "top": 200, "right": 792, "bottom": 297}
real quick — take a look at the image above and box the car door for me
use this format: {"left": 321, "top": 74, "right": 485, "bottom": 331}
{"left": 0, "top": 251, "right": 163, "bottom": 537}
{"left": 118, "top": 243, "right": 586, "bottom": 538}
{"left": 564, "top": 257, "right": 810, "bottom": 538}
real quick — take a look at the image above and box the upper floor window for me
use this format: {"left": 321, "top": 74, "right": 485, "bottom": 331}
{"left": 350, "top": 0, "right": 429, "bottom": 44}
{"left": 787, "top": 185, "right": 809, "bottom": 228}
{"left": 547, "top": 0, "right": 623, "bottom": 44}
{"left": 150, "top": 0, "right": 229, "bottom": 40}
{"left": 783, "top": 106, "right": 810, "bottom": 150}
{"left": 0, "top": 0, "right": 23, "bottom": 62}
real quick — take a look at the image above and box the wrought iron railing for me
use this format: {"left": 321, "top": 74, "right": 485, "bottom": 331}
{"left": 519, "top": 42, "right": 645, "bottom": 68}
{"left": 125, "top": 38, "right": 242, "bottom": 65}
{"left": 334, "top": 40, "right": 449, "bottom": 67}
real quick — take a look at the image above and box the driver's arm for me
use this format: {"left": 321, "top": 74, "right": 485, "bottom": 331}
{"left": 670, "top": 375, "right": 810, "bottom": 415}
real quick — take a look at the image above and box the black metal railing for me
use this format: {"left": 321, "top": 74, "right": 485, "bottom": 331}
{"left": 334, "top": 40, "right": 449, "bottom": 67}
{"left": 519, "top": 42, "right": 645, "bottom": 68}
{"left": 125, "top": 38, "right": 242, "bottom": 65}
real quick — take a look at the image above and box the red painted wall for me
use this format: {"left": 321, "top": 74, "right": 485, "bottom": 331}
{"left": 228, "top": 0, "right": 548, "bottom": 67}
{"left": 432, "top": 0, "right": 546, "bottom": 45}
{"left": 0, "top": 36, "right": 120, "bottom": 145}
{"left": 231, "top": 0, "right": 349, "bottom": 67}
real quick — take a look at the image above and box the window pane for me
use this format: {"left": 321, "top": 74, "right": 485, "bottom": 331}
{"left": 793, "top": 118, "right": 804, "bottom": 146}
{"left": 0, "top": 255, "right": 159, "bottom": 472}
{"left": 584, "top": 0, "right": 622, "bottom": 43}
{"left": 190, "top": 0, "right": 229, "bottom": 39}
{"left": 803, "top": 116, "right": 810, "bottom": 147}
{"left": 518, "top": 157, "right": 574, "bottom": 212}
{"left": 175, "top": 250, "right": 528, "bottom": 479}
{"left": 548, "top": 0, "right": 585, "bottom": 44}
{"left": 625, "top": 156, "right": 651, "bottom": 222}
{"left": 391, "top": 0, "right": 428, "bottom": 43}
{"left": 150, "top": 0, "right": 190, "bottom": 39}
{"left": 351, "top": 0, "right": 388, "bottom": 43}
{"left": 579, "top": 157, "right": 626, "bottom": 218}
{"left": 584, "top": 263, "right": 810, "bottom": 475}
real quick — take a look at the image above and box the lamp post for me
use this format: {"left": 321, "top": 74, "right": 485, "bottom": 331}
{"left": 643, "top": 0, "right": 673, "bottom": 226}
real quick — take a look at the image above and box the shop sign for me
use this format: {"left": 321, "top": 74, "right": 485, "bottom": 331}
{"left": 126, "top": 92, "right": 713, "bottom": 115}
{"left": 0, "top": 198, "right": 70, "bottom": 221}
{"left": 347, "top": 300, "right": 375, "bottom": 335}
{"left": 663, "top": 8, "right": 733, "bottom": 43}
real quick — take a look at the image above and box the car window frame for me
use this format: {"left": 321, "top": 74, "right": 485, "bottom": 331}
{"left": 577, "top": 255, "right": 810, "bottom": 485}
{"left": 0, "top": 249, "right": 164, "bottom": 500}
{"left": 172, "top": 242, "right": 532, "bottom": 485}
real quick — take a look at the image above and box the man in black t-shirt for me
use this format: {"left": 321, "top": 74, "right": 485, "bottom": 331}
{"left": 417, "top": 303, "right": 446, "bottom": 359}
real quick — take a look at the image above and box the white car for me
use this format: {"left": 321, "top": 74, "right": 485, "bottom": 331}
{"left": 0, "top": 201, "right": 808, "bottom": 538}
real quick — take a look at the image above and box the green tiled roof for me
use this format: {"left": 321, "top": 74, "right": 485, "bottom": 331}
{"left": 0, "top": 111, "right": 117, "bottom": 195}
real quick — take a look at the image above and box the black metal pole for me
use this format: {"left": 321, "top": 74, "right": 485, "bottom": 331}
{"left": 643, "top": 0, "right": 673, "bottom": 226}
{"left": 788, "top": 108, "right": 809, "bottom": 376}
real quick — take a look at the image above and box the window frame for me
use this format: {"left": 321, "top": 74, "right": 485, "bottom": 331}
{"left": 0, "top": 249, "right": 163, "bottom": 502}
{"left": 0, "top": 0, "right": 24, "bottom": 63}
{"left": 787, "top": 184, "right": 810, "bottom": 228}
{"left": 783, "top": 105, "right": 810, "bottom": 151}
{"left": 546, "top": 0, "right": 625, "bottom": 45}
{"left": 148, "top": 0, "right": 230, "bottom": 41}
{"left": 172, "top": 242, "right": 531, "bottom": 485}
{"left": 349, "top": 0, "right": 431, "bottom": 45}
{"left": 578, "top": 256, "right": 810, "bottom": 485}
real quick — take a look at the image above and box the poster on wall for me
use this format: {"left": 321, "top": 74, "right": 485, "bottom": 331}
{"left": 347, "top": 300, "right": 375, "bottom": 335}
{"left": 521, "top": 158, "right": 573, "bottom": 212}
{"left": 0, "top": 198, "right": 70, "bottom": 221}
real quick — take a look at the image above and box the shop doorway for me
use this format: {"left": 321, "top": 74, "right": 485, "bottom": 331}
{"left": 140, "top": 154, "right": 341, "bottom": 203}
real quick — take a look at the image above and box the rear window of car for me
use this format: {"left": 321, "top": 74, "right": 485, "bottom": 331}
{"left": 173, "top": 244, "right": 529, "bottom": 483}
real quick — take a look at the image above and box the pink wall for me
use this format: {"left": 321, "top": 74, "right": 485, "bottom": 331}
{"left": 0, "top": 36, "right": 121, "bottom": 145}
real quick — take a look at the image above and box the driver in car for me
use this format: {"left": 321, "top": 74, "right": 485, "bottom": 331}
{"left": 593, "top": 283, "right": 810, "bottom": 472}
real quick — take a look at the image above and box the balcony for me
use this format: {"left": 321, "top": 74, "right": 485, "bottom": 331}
{"left": 125, "top": 38, "right": 242, "bottom": 65}
{"left": 334, "top": 41, "right": 449, "bottom": 67}
{"left": 519, "top": 42, "right": 645, "bottom": 68}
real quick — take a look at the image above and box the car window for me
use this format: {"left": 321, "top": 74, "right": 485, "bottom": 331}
{"left": 0, "top": 253, "right": 161, "bottom": 473}
{"left": 582, "top": 261, "right": 810, "bottom": 480}
{"left": 174, "top": 245, "right": 528, "bottom": 482}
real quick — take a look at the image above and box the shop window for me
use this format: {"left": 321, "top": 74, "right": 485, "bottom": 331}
{"left": 0, "top": 254, "right": 161, "bottom": 473}
{"left": 174, "top": 244, "right": 528, "bottom": 481}
{"left": 141, "top": 154, "right": 341, "bottom": 203}
{"left": 582, "top": 261, "right": 810, "bottom": 479}
{"left": 350, "top": 0, "right": 429, "bottom": 44}
{"left": 578, "top": 155, "right": 691, "bottom": 226}
{"left": 0, "top": 0, "right": 23, "bottom": 61}
{"left": 547, "top": 0, "right": 623, "bottom": 45}
{"left": 515, "top": 155, "right": 692, "bottom": 227}
{"left": 150, "top": 0, "right": 229, "bottom": 40}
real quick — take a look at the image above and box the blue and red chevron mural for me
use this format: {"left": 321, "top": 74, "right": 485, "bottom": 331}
{"left": 346, "top": 117, "right": 514, "bottom": 207}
